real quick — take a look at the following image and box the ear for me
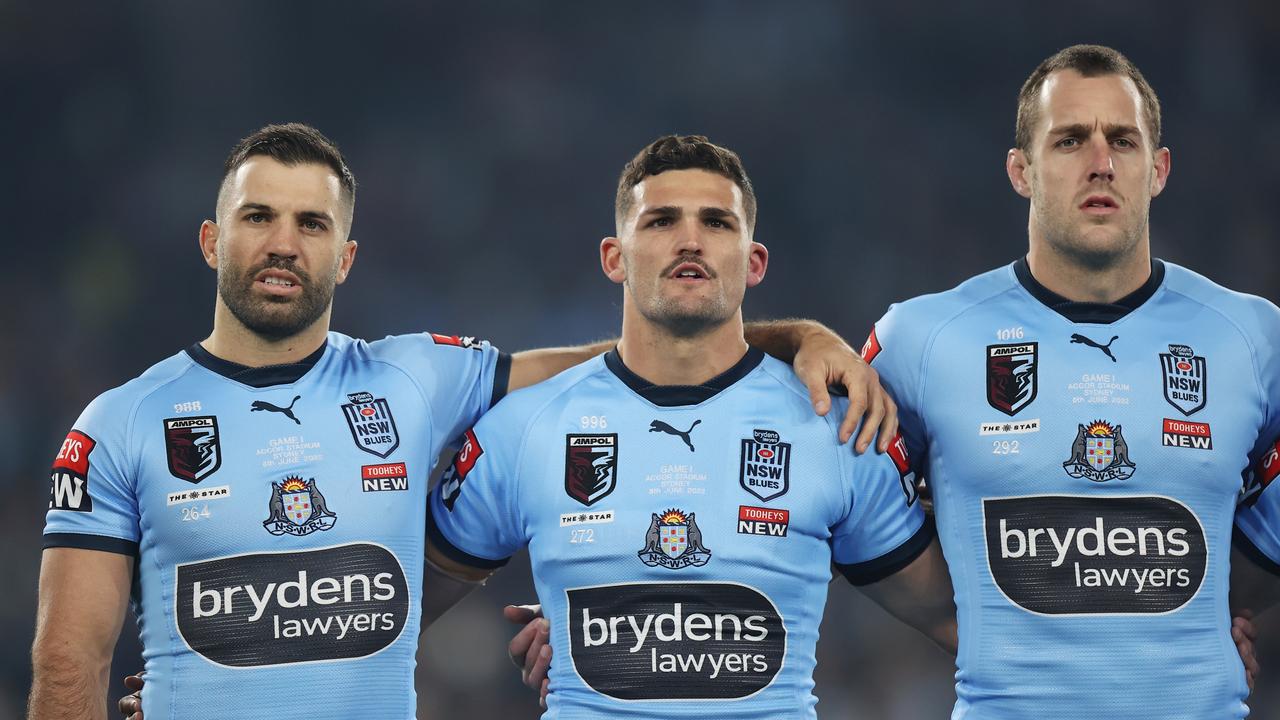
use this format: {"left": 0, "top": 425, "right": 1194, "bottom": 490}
{"left": 745, "top": 241, "right": 769, "bottom": 287}
{"left": 199, "top": 220, "right": 220, "bottom": 269}
{"left": 1006, "top": 148, "right": 1033, "bottom": 199}
{"left": 601, "top": 236, "right": 626, "bottom": 284}
{"left": 335, "top": 240, "right": 359, "bottom": 285}
{"left": 1149, "top": 147, "right": 1171, "bottom": 199}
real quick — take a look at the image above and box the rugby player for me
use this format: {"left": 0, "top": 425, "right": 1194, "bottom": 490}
{"left": 31, "top": 124, "right": 895, "bottom": 720}
{"left": 423, "top": 135, "right": 958, "bottom": 717}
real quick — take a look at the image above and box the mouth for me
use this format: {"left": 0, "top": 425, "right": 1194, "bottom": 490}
{"left": 253, "top": 269, "right": 303, "bottom": 297}
{"left": 667, "top": 261, "right": 712, "bottom": 283}
{"left": 1080, "top": 195, "right": 1119, "bottom": 216}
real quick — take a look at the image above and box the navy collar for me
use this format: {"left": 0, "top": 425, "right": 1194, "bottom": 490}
{"left": 604, "top": 347, "right": 765, "bottom": 406}
{"left": 186, "top": 341, "right": 327, "bottom": 388}
{"left": 1014, "top": 256, "right": 1164, "bottom": 324}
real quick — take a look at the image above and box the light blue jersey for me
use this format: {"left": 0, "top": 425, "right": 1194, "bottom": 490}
{"left": 865, "top": 258, "right": 1280, "bottom": 719}
{"left": 427, "top": 348, "right": 930, "bottom": 719}
{"left": 44, "top": 331, "right": 507, "bottom": 720}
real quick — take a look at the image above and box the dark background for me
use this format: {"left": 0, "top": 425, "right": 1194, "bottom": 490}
{"left": 3, "top": 1, "right": 1278, "bottom": 717}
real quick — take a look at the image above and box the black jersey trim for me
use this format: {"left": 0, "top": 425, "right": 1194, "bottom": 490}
{"left": 836, "top": 517, "right": 936, "bottom": 587}
{"left": 43, "top": 532, "right": 139, "bottom": 557}
{"left": 426, "top": 502, "right": 511, "bottom": 570}
{"left": 603, "top": 347, "right": 765, "bottom": 407}
{"left": 490, "top": 352, "right": 513, "bottom": 408}
{"left": 1234, "top": 526, "right": 1280, "bottom": 579}
{"left": 185, "top": 341, "right": 327, "bottom": 388}
{"left": 1013, "top": 256, "right": 1165, "bottom": 324}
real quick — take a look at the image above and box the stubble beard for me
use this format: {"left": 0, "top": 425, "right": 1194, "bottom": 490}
{"left": 217, "top": 256, "right": 338, "bottom": 342}
{"left": 639, "top": 291, "right": 735, "bottom": 339}
{"left": 1032, "top": 183, "right": 1150, "bottom": 271}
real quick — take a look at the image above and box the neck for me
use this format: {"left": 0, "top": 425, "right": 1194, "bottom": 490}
{"left": 1026, "top": 237, "right": 1152, "bottom": 304}
{"left": 616, "top": 304, "right": 749, "bottom": 386}
{"left": 202, "top": 298, "right": 331, "bottom": 367}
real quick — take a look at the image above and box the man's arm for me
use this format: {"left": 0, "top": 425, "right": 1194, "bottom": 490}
{"left": 422, "top": 540, "right": 494, "bottom": 627}
{"left": 508, "top": 320, "right": 896, "bottom": 450}
{"left": 29, "top": 548, "right": 133, "bottom": 720}
{"left": 1231, "top": 547, "right": 1279, "bottom": 618}
{"left": 853, "top": 538, "right": 957, "bottom": 654}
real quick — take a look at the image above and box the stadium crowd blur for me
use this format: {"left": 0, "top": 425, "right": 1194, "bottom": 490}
{"left": 4, "top": 2, "right": 1279, "bottom": 717}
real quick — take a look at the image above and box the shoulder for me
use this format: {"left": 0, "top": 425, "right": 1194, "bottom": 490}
{"left": 85, "top": 350, "right": 199, "bottom": 419}
{"left": 477, "top": 354, "right": 611, "bottom": 427}
{"left": 1161, "top": 261, "right": 1280, "bottom": 339}
{"left": 879, "top": 263, "right": 1021, "bottom": 331}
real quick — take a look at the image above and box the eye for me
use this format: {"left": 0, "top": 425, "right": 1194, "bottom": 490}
{"left": 1112, "top": 137, "right": 1135, "bottom": 149}
{"left": 705, "top": 218, "right": 729, "bottom": 229}
{"left": 246, "top": 213, "right": 268, "bottom": 223}
{"left": 648, "top": 217, "right": 672, "bottom": 228}
{"left": 1056, "top": 137, "right": 1080, "bottom": 149}
{"left": 302, "top": 219, "right": 327, "bottom": 232}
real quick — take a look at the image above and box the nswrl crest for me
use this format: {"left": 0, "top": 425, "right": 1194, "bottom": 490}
{"left": 341, "top": 391, "right": 400, "bottom": 458}
{"left": 1160, "top": 344, "right": 1207, "bottom": 416}
{"left": 1062, "top": 420, "right": 1136, "bottom": 482}
{"left": 638, "top": 509, "right": 711, "bottom": 569}
{"left": 263, "top": 477, "right": 337, "bottom": 536}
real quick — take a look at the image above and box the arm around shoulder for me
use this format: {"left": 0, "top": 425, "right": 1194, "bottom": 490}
{"left": 853, "top": 537, "right": 957, "bottom": 654}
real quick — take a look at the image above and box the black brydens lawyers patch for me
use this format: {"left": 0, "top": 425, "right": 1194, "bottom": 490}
{"left": 565, "top": 434, "right": 618, "bottom": 506}
{"left": 263, "top": 477, "right": 337, "bottom": 536}
{"left": 986, "top": 343, "right": 1038, "bottom": 416}
{"left": 1160, "top": 344, "right": 1207, "bottom": 416}
{"left": 566, "top": 582, "right": 785, "bottom": 700}
{"left": 1062, "top": 420, "right": 1135, "bottom": 482}
{"left": 740, "top": 429, "right": 790, "bottom": 502}
{"left": 638, "top": 509, "right": 711, "bottom": 569}
{"left": 50, "top": 429, "right": 95, "bottom": 511}
{"left": 175, "top": 543, "right": 409, "bottom": 667}
{"left": 164, "top": 416, "right": 222, "bottom": 483}
{"left": 983, "top": 495, "right": 1206, "bottom": 614}
{"left": 440, "top": 429, "right": 483, "bottom": 511}
{"left": 341, "top": 391, "right": 400, "bottom": 458}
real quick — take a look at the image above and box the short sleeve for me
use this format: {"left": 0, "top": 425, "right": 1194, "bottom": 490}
{"left": 1234, "top": 297, "right": 1280, "bottom": 572}
{"left": 863, "top": 305, "right": 930, "bottom": 475}
{"left": 426, "top": 420, "right": 525, "bottom": 569}
{"left": 43, "top": 391, "right": 141, "bottom": 555}
{"left": 831, "top": 428, "right": 932, "bottom": 586}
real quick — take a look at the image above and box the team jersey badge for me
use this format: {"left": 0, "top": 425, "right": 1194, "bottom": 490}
{"left": 986, "top": 342, "right": 1038, "bottom": 416}
{"left": 1160, "top": 344, "right": 1207, "bottom": 416}
{"left": 1062, "top": 420, "right": 1136, "bottom": 482}
{"left": 740, "top": 429, "right": 790, "bottom": 502}
{"left": 263, "top": 476, "right": 337, "bottom": 536}
{"left": 637, "top": 508, "right": 711, "bottom": 569}
{"left": 50, "top": 429, "right": 96, "bottom": 512}
{"left": 341, "top": 391, "right": 400, "bottom": 459}
{"left": 163, "top": 416, "right": 222, "bottom": 483}
{"left": 1242, "top": 436, "right": 1280, "bottom": 507}
{"left": 564, "top": 434, "right": 618, "bottom": 506}
{"left": 440, "top": 429, "right": 483, "bottom": 511}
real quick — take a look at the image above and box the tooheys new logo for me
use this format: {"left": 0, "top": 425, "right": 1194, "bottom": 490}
{"left": 984, "top": 495, "right": 1206, "bottom": 614}
{"left": 567, "top": 582, "right": 785, "bottom": 700}
{"left": 176, "top": 543, "right": 409, "bottom": 667}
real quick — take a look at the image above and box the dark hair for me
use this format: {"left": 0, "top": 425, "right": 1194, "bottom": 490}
{"left": 221, "top": 123, "right": 357, "bottom": 207}
{"left": 1015, "top": 44, "right": 1162, "bottom": 153}
{"left": 615, "top": 135, "right": 756, "bottom": 230}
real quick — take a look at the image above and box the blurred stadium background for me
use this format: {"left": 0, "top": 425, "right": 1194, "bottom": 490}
{"left": 4, "top": 1, "right": 1279, "bottom": 717}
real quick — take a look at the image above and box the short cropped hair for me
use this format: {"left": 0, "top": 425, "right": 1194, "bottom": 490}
{"left": 220, "top": 123, "right": 357, "bottom": 215}
{"left": 1015, "top": 45, "right": 1162, "bottom": 154}
{"left": 615, "top": 135, "right": 756, "bottom": 231}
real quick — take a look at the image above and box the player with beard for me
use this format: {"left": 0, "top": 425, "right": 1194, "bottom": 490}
{"left": 858, "top": 45, "right": 1279, "bottom": 717}
{"left": 31, "top": 124, "right": 896, "bottom": 720}
{"left": 424, "top": 135, "right": 958, "bottom": 718}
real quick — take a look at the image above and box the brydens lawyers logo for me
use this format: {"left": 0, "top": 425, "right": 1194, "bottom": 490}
{"left": 163, "top": 416, "right": 222, "bottom": 483}
{"left": 565, "top": 434, "right": 618, "bottom": 506}
{"left": 986, "top": 343, "right": 1038, "bottom": 416}
{"left": 263, "top": 477, "right": 337, "bottom": 536}
{"left": 341, "top": 391, "right": 400, "bottom": 459}
{"left": 638, "top": 509, "right": 711, "bottom": 569}
{"left": 50, "top": 429, "right": 95, "bottom": 511}
{"left": 1063, "top": 420, "right": 1135, "bottom": 482}
{"left": 440, "top": 429, "right": 483, "bottom": 511}
{"left": 1160, "top": 344, "right": 1207, "bottom": 416}
{"left": 740, "top": 429, "right": 790, "bottom": 502}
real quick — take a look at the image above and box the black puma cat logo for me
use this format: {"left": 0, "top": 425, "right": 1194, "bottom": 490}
{"left": 649, "top": 419, "right": 702, "bottom": 452}
{"left": 1070, "top": 333, "right": 1119, "bottom": 363}
{"left": 251, "top": 395, "right": 302, "bottom": 424}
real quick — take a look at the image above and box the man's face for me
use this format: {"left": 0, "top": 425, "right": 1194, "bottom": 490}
{"left": 203, "top": 158, "right": 356, "bottom": 340}
{"left": 602, "top": 169, "right": 766, "bottom": 338}
{"left": 1010, "top": 70, "right": 1170, "bottom": 267}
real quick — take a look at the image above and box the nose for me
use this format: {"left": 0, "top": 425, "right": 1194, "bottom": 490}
{"left": 674, "top": 217, "right": 703, "bottom": 256}
{"left": 1086, "top": 137, "right": 1115, "bottom": 183}
{"left": 263, "top": 221, "right": 301, "bottom": 261}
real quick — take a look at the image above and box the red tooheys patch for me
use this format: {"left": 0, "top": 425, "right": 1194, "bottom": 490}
{"left": 860, "top": 327, "right": 882, "bottom": 364}
{"left": 886, "top": 432, "right": 919, "bottom": 506}
{"left": 440, "top": 429, "right": 484, "bottom": 511}
{"left": 430, "top": 333, "right": 480, "bottom": 349}
{"left": 1257, "top": 438, "right": 1280, "bottom": 490}
{"left": 50, "top": 430, "right": 96, "bottom": 511}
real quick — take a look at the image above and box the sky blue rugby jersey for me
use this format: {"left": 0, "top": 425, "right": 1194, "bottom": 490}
{"left": 44, "top": 331, "right": 507, "bottom": 720}
{"left": 864, "top": 258, "right": 1280, "bottom": 719}
{"left": 427, "top": 348, "right": 931, "bottom": 719}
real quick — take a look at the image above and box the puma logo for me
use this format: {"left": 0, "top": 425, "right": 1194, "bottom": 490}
{"left": 1070, "top": 334, "right": 1119, "bottom": 363}
{"left": 251, "top": 395, "right": 302, "bottom": 424}
{"left": 649, "top": 419, "right": 701, "bottom": 452}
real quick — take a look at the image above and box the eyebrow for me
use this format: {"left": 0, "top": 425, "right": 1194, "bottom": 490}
{"left": 237, "top": 202, "right": 335, "bottom": 225}
{"left": 1048, "top": 122, "right": 1143, "bottom": 139}
{"left": 639, "top": 205, "right": 740, "bottom": 222}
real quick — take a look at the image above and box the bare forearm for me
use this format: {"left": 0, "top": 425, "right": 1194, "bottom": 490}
{"left": 28, "top": 647, "right": 109, "bottom": 720}
{"left": 744, "top": 318, "right": 840, "bottom": 363}
{"left": 1231, "top": 548, "right": 1280, "bottom": 617}
{"left": 508, "top": 340, "right": 614, "bottom": 393}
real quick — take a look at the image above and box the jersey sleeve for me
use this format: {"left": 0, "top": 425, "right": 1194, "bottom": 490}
{"left": 426, "top": 419, "right": 525, "bottom": 570}
{"left": 830, "top": 405, "right": 933, "bottom": 586}
{"left": 862, "top": 303, "right": 931, "bottom": 476}
{"left": 1234, "top": 296, "right": 1280, "bottom": 573}
{"left": 43, "top": 390, "right": 141, "bottom": 556}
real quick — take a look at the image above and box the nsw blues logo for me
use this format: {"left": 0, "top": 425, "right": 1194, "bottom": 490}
{"left": 263, "top": 476, "right": 337, "bottom": 535}
{"left": 638, "top": 509, "right": 711, "bottom": 569}
{"left": 739, "top": 429, "right": 790, "bottom": 502}
{"left": 1062, "top": 420, "right": 1136, "bottom": 483}
{"left": 1160, "top": 344, "right": 1207, "bottom": 416}
{"left": 341, "top": 391, "right": 400, "bottom": 459}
